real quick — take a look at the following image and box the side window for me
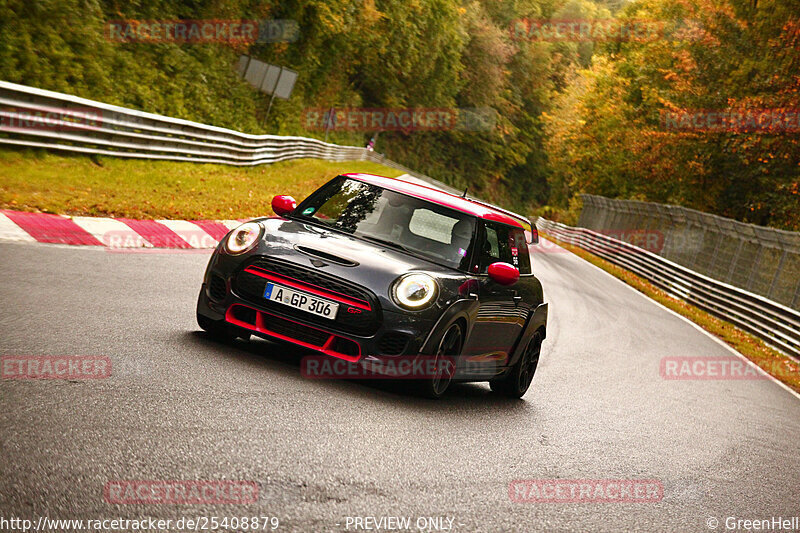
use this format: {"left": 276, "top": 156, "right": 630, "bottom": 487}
{"left": 478, "top": 223, "right": 531, "bottom": 274}
{"left": 485, "top": 226, "right": 499, "bottom": 257}
{"left": 478, "top": 222, "right": 511, "bottom": 272}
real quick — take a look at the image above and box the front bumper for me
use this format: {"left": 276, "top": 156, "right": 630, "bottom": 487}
{"left": 198, "top": 279, "right": 436, "bottom": 364}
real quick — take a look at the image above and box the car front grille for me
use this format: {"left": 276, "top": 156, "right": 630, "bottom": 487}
{"left": 231, "top": 256, "right": 381, "bottom": 336}
{"left": 248, "top": 256, "right": 369, "bottom": 301}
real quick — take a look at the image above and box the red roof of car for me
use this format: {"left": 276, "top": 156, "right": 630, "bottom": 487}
{"left": 342, "top": 173, "right": 526, "bottom": 228}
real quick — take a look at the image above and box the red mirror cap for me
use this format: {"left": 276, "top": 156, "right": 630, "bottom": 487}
{"left": 487, "top": 262, "right": 520, "bottom": 286}
{"left": 271, "top": 195, "right": 297, "bottom": 217}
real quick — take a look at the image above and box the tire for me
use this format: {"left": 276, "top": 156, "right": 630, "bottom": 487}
{"left": 197, "top": 312, "right": 249, "bottom": 342}
{"left": 419, "top": 322, "right": 462, "bottom": 399}
{"left": 490, "top": 331, "right": 542, "bottom": 398}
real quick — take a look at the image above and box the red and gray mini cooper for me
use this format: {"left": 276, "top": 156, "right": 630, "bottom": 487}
{"left": 197, "top": 173, "right": 548, "bottom": 398}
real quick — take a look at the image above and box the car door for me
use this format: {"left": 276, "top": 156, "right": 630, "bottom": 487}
{"left": 463, "top": 221, "right": 526, "bottom": 365}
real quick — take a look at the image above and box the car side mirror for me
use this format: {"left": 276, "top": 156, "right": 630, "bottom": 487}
{"left": 487, "top": 262, "right": 520, "bottom": 286}
{"left": 272, "top": 195, "right": 297, "bottom": 217}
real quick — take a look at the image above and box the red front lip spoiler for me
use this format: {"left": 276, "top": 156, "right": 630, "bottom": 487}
{"left": 225, "top": 303, "right": 361, "bottom": 362}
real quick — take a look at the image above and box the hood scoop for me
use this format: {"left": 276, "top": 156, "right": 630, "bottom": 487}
{"left": 294, "top": 245, "right": 359, "bottom": 267}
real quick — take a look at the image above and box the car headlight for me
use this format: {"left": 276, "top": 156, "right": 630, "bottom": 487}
{"left": 393, "top": 273, "right": 438, "bottom": 309}
{"left": 224, "top": 222, "right": 262, "bottom": 255}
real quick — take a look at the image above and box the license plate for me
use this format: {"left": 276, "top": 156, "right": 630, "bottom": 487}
{"left": 263, "top": 282, "right": 339, "bottom": 320}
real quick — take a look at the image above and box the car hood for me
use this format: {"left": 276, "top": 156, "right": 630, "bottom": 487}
{"left": 252, "top": 217, "right": 456, "bottom": 282}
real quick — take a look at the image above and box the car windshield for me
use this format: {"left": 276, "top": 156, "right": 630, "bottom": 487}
{"left": 294, "top": 177, "right": 476, "bottom": 270}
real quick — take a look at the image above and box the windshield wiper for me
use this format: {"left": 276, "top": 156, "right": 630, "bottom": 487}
{"left": 357, "top": 234, "right": 414, "bottom": 254}
{"left": 290, "top": 214, "right": 349, "bottom": 235}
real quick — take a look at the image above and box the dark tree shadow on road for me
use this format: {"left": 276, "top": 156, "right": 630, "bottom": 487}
{"left": 184, "top": 330, "right": 536, "bottom": 414}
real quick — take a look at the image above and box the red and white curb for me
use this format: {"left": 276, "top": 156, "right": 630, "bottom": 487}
{"left": 0, "top": 210, "right": 247, "bottom": 249}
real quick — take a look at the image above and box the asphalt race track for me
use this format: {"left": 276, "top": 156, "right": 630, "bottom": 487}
{"left": 1, "top": 239, "right": 798, "bottom": 532}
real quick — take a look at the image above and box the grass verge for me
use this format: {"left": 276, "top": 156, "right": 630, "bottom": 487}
{"left": 540, "top": 231, "right": 800, "bottom": 395}
{"left": 0, "top": 148, "right": 404, "bottom": 219}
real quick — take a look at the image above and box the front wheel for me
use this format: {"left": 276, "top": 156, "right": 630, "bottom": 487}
{"left": 419, "top": 322, "right": 462, "bottom": 399}
{"left": 490, "top": 331, "right": 542, "bottom": 398}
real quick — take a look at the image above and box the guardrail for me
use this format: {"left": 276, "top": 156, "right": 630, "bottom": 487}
{"left": 18, "top": 81, "right": 788, "bottom": 358}
{"left": 537, "top": 218, "right": 800, "bottom": 361}
{"left": 0, "top": 80, "right": 367, "bottom": 165}
{"left": 0, "top": 81, "right": 492, "bottom": 217}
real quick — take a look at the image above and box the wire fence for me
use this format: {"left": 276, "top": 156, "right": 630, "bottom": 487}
{"left": 578, "top": 194, "right": 800, "bottom": 311}
{"left": 537, "top": 217, "right": 800, "bottom": 360}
